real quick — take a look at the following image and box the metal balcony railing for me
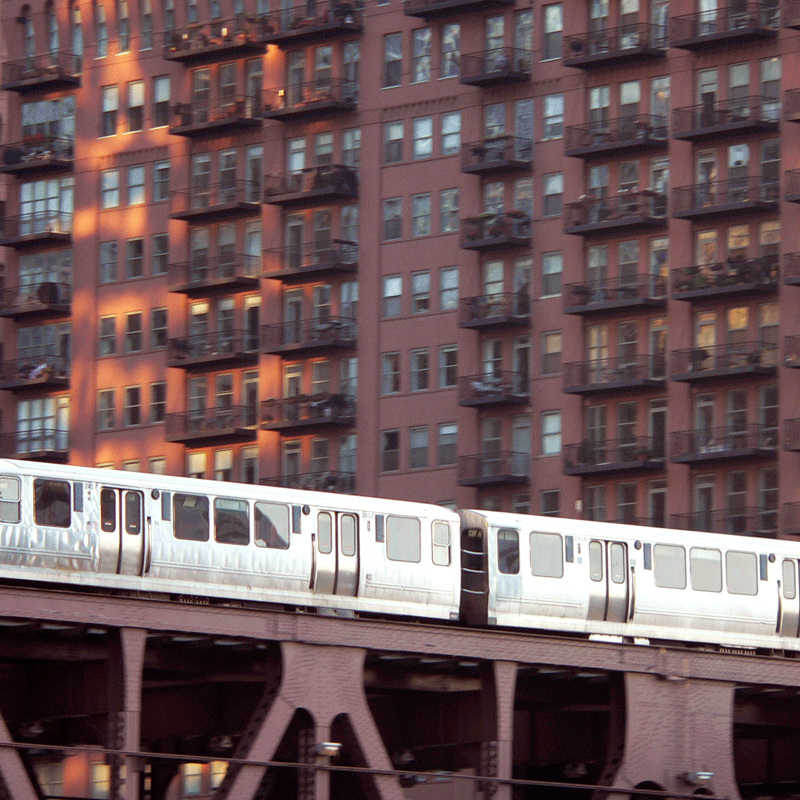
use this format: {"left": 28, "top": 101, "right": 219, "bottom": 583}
{"left": 163, "top": 16, "right": 269, "bottom": 59}
{"left": 563, "top": 23, "right": 667, "bottom": 66}
{"left": 670, "top": 424, "right": 778, "bottom": 462}
{"left": 458, "top": 371, "right": 529, "bottom": 406}
{"left": 671, "top": 341, "right": 778, "bottom": 377}
{"left": 461, "top": 136, "right": 532, "bottom": 174}
{"left": 563, "top": 356, "right": 667, "bottom": 393}
{"left": 0, "top": 213, "right": 72, "bottom": 243}
{"left": 261, "top": 393, "right": 355, "bottom": 429}
{"left": 263, "top": 79, "right": 357, "bottom": 117}
{"left": 671, "top": 507, "right": 778, "bottom": 537}
{"left": 262, "top": 316, "right": 356, "bottom": 352}
{"left": 255, "top": 0, "right": 363, "bottom": 43}
{"left": 564, "top": 274, "right": 667, "bottom": 312}
{"left": 0, "top": 282, "right": 71, "bottom": 316}
{"left": 0, "top": 136, "right": 74, "bottom": 172}
{"left": 670, "top": 2, "right": 779, "bottom": 47}
{"left": 672, "top": 253, "right": 778, "bottom": 296}
{"left": 0, "top": 356, "right": 70, "bottom": 388}
{"left": 0, "top": 428, "right": 69, "bottom": 460}
{"left": 563, "top": 436, "right": 665, "bottom": 474}
{"left": 264, "top": 165, "right": 358, "bottom": 204}
{"left": 673, "top": 95, "right": 780, "bottom": 137}
{"left": 170, "top": 180, "right": 262, "bottom": 221}
{"left": 672, "top": 177, "right": 779, "bottom": 218}
{"left": 168, "top": 254, "right": 260, "bottom": 293}
{"left": 459, "top": 293, "right": 529, "bottom": 328}
{"left": 262, "top": 471, "right": 356, "bottom": 493}
{"left": 167, "top": 330, "right": 259, "bottom": 363}
{"left": 170, "top": 95, "right": 262, "bottom": 132}
{"left": 457, "top": 451, "right": 530, "bottom": 487}
{"left": 1, "top": 52, "right": 81, "bottom": 90}
{"left": 565, "top": 114, "right": 667, "bottom": 156}
{"left": 165, "top": 405, "right": 257, "bottom": 443}
{"left": 265, "top": 240, "right": 357, "bottom": 281}
{"left": 459, "top": 47, "right": 531, "bottom": 85}
{"left": 564, "top": 191, "right": 667, "bottom": 233}
{"left": 460, "top": 212, "right": 532, "bottom": 249}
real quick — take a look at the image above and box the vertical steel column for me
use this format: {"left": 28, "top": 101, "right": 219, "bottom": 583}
{"left": 0, "top": 711, "right": 38, "bottom": 800}
{"left": 479, "top": 660, "right": 517, "bottom": 800}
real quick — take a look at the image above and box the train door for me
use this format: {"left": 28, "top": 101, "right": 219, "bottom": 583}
{"left": 100, "top": 487, "right": 145, "bottom": 576}
{"left": 460, "top": 522, "right": 489, "bottom": 625}
{"left": 778, "top": 559, "right": 800, "bottom": 638}
{"left": 311, "top": 510, "right": 359, "bottom": 596}
{"left": 587, "top": 540, "right": 629, "bottom": 624}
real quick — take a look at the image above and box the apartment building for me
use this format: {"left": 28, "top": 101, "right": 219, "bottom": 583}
{"left": 0, "top": 0, "right": 795, "bottom": 535}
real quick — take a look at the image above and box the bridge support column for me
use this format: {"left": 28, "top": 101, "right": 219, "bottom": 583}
{"left": 479, "top": 660, "right": 517, "bottom": 800}
{"left": 0, "top": 708, "right": 39, "bottom": 800}
{"left": 602, "top": 672, "right": 740, "bottom": 800}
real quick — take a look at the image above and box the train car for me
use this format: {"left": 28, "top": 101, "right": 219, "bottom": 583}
{"left": 463, "top": 509, "right": 800, "bottom": 651}
{"left": 0, "top": 459, "right": 461, "bottom": 621}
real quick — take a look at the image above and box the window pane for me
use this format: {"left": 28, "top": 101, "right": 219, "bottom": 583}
{"left": 653, "top": 544, "right": 686, "bottom": 589}
{"left": 387, "top": 516, "right": 421, "bottom": 562}
{"left": 530, "top": 531, "right": 563, "bottom": 577}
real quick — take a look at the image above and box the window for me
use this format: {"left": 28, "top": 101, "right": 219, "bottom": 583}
{"left": 214, "top": 497, "right": 248, "bottom": 543}
{"left": 542, "top": 252, "right": 562, "bottom": 296}
{"left": 125, "top": 312, "right": 142, "bottom": 352}
{"left": 530, "top": 532, "right": 563, "bottom": 577}
{"left": 440, "top": 189, "right": 459, "bottom": 233}
{"left": 343, "top": 128, "right": 360, "bottom": 168}
{"left": 542, "top": 4, "right": 563, "bottom": 60}
{"left": 384, "top": 33, "right": 402, "bottom": 87}
{"left": 411, "top": 194, "right": 431, "bottom": 237}
{"left": 413, "top": 116, "right": 433, "bottom": 159}
{"left": 382, "top": 352, "right": 400, "bottom": 394}
{"left": 387, "top": 516, "right": 421, "bottom": 561}
{"left": 101, "top": 170, "right": 119, "bottom": 208}
{"left": 99, "top": 316, "right": 116, "bottom": 356}
{"left": 151, "top": 308, "right": 167, "bottom": 348}
{"left": 152, "top": 75, "right": 169, "bottom": 126}
{"left": 127, "top": 166, "right": 145, "bottom": 205}
{"left": 727, "top": 551, "right": 758, "bottom": 596}
{"left": 141, "top": 0, "right": 153, "bottom": 48}
{"left": 543, "top": 173, "right": 563, "bottom": 216}
{"left": 153, "top": 161, "right": 169, "bottom": 201}
{"left": 99, "top": 241, "right": 117, "bottom": 283}
{"left": 442, "top": 111, "right": 461, "bottom": 155}
{"left": 118, "top": 0, "right": 130, "bottom": 50}
{"left": 383, "top": 275, "right": 402, "bottom": 316}
{"left": 96, "top": 3, "right": 108, "bottom": 56}
{"left": 123, "top": 386, "right": 141, "bottom": 426}
{"left": 441, "top": 23, "right": 460, "bottom": 77}
{"left": 541, "top": 411, "right": 561, "bottom": 455}
{"left": 411, "top": 271, "right": 431, "bottom": 313}
{"left": 432, "top": 521, "right": 451, "bottom": 565}
{"left": 150, "top": 381, "right": 166, "bottom": 422}
{"left": 381, "top": 430, "right": 400, "bottom": 471}
{"left": 438, "top": 422, "right": 457, "bottom": 465}
{"left": 690, "top": 548, "right": 722, "bottom": 592}
{"left": 410, "top": 349, "right": 429, "bottom": 391}
{"left": 385, "top": 121, "right": 403, "bottom": 163}
{"left": 653, "top": 544, "right": 687, "bottom": 589}
{"left": 383, "top": 198, "right": 402, "bottom": 240}
{"left": 255, "top": 501, "right": 290, "bottom": 549}
{"left": 34, "top": 480, "right": 71, "bottom": 528}
{"left": 126, "top": 238, "right": 144, "bottom": 278}
{"left": 174, "top": 494, "right": 209, "bottom": 541}
{"left": 101, "top": 85, "right": 117, "bottom": 136}
{"left": 152, "top": 233, "right": 168, "bottom": 275}
{"left": 543, "top": 93, "right": 564, "bottom": 139}
{"left": 412, "top": 28, "right": 431, "bottom": 82}
{"left": 438, "top": 267, "right": 459, "bottom": 310}
{"left": 541, "top": 331, "right": 562, "bottom": 375}
{"left": 541, "top": 490, "right": 560, "bottom": 516}
{"left": 98, "top": 389, "right": 115, "bottom": 430}
{"left": 409, "top": 426, "right": 428, "bottom": 468}
{"left": 127, "top": 80, "right": 144, "bottom": 131}
{"left": 438, "top": 344, "right": 458, "bottom": 387}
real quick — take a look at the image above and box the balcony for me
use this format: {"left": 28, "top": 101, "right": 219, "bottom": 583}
{"left": 785, "top": 170, "right": 800, "bottom": 202}
{"left": 0, "top": 213, "right": 72, "bottom": 248}
{"left": 564, "top": 274, "right": 667, "bottom": 315}
{"left": 257, "top": 1, "right": 363, "bottom": 47}
{"left": 565, "top": 115, "right": 667, "bottom": 159}
{"left": 261, "top": 393, "right": 355, "bottom": 433}
{"left": 457, "top": 451, "right": 529, "bottom": 488}
{"left": 671, "top": 507, "right": 777, "bottom": 538}
{"left": 264, "top": 165, "right": 358, "bottom": 208}
{"left": 263, "top": 471, "right": 355, "bottom": 493}
{"left": 404, "top": 0, "right": 512, "bottom": 20}
{"left": 670, "top": 425, "right": 777, "bottom": 464}
{"left": 460, "top": 212, "right": 531, "bottom": 251}
{"left": 169, "top": 96, "right": 262, "bottom": 137}
{"left": 783, "top": 335, "right": 800, "bottom": 368}
{"left": 785, "top": 89, "right": 800, "bottom": 122}
{"left": 784, "top": 418, "right": 800, "bottom": 450}
{"left": 459, "top": 293, "right": 529, "bottom": 330}
{"left": 784, "top": 502, "right": 800, "bottom": 536}
{"left": 671, "top": 341, "right": 778, "bottom": 382}
{"left": 0, "top": 429, "right": 69, "bottom": 462}
{"left": 670, "top": 3, "right": 779, "bottom": 50}
{"left": 672, "top": 254, "right": 778, "bottom": 300}
{"left": 0, "top": 137, "right": 74, "bottom": 175}
{"left": 165, "top": 406, "right": 257, "bottom": 446}
{"left": 167, "top": 255, "right": 260, "bottom": 296}
{"left": 459, "top": 48, "right": 531, "bottom": 88}
{"left": 1, "top": 53, "right": 81, "bottom": 93}
{"left": 458, "top": 372, "right": 529, "bottom": 408}
{"left": 672, "top": 177, "right": 779, "bottom": 222}
{"left": 564, "top": 191, "right": 667, "bottom": 237}
{"left": 461, "top": 136, "right": 532, "bottom": 176}
{"left": 563, "top": 436, "right": 665, "bottom": 477}
{"left": 166, "top": 330, "right": 259, "bottom": 370}
{"left": 163, "top": 18, "right": 268, "bottom": 63}
{"left": 563, "top": 357, "right": 666, "bottom": 395}
{"left": 784, "top": 253, "right": 800, "bottom": 285}
{"left": 0, "top": 356, "right": 69, "bottom": 392}
{"left": 264, "top": 241, "right": 357, "bottom": 285}
{"left": 263, "top": 79, "right": 357, "bottom": 122}
{"left": 262, "top": 316, "right": 356, "bottom": 357}
{"left": 0, "top": 281, "right": 71, "bottom": 319}
{"left": 563, "top": 24, "right": 667, "bottom": 69}
{"left": 673, "top": 96, "right": 780, "bottom": 141}
{"left": 170, "top": 180, "right": 261, "bottom": 223}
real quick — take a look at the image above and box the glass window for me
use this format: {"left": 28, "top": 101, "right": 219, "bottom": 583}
{"left": 543, "top": 173, "right": 563, "bottom": 216}
{"left": 413, "top": 116, "right": 433, "bottom": 159}
{"left": 384, "top": 121, "right": 403, "bottom": 163}
{"left": 387, "top": 516, "right": 421, "bottom": 562}
{"left": 438, "top": 422, "right": 457, "bottom": 465}
{"left": 653, "top": 544, "right": 686, "bottom": 589}
{"left": 440, "top": 188, "right": 459, "bottom": 233}
{"left": 498, "top": 528, "right": 519, "bottom": 574}
{"left": 783, "top": 560, "right": 797, "bottom": 600}
{"left": 541, "top": 411, "right": 561, "bottom": 455}
{"left": 126, "top": 238, "right": 143, "bottom": 278}
{"left": 384, "top": 33, "right": 402, "bottom": 87}
{"left": 440, "top": 266, "right": 459, "bottom": 309}
{"left": 411, "top": 271, "right": 430, "bottom": 312}
{"left": 410, "top": 348, "right": 429, "bottom": 391}
{"left": 438, "top": 344, "right": 457, "bottom": 387}
{"left": 441, "top": 23, "right": 460, "bottom": 78}
{"left": 0, "top": 476, "right": 21, "bottom": 524}
{"left": 432, "top": 521, "right": 451, "bottom": 565}
{"left": 412, "top": 28, "right": 431, "bottom": 82}
{"left": 530, "top": 532, "right": 563, "bottom": 577}
{"left": 412, "top": 194, "right": 431, "bottom": 237}
{"left": 34, "top": 479, "right": 71, "bottom": 527}
{"left": 214, "top": 498, "right": 249, "bottom": 545}
{"left": 383, "top": 275, "right": 402, "bottom": 316}
{"left": 383, "top": 198, "right": 402, "bottom": 240}
{"left": 726, "top": 551, "right": 758, "bottom": 595}
{"left": 127, "top": 80, "right": 144, "bottom": 131}
{"left": 542, "top": 252, "right": 562, "bottom": 296}
{"left": 409, "top": 426, "right": 428, "bottom": 468}
{"left": 255, "top": 501, "right": 290, "bottom": 549}
{"left": 542, "top": 4, "right": 563, "bottom": 60}
{"left": 442, "top": 111, "right": 461, "bottom": 155}
{"left": 381, "top": 430, "right": 400, "bottom": 471}
{"left": 690, "top": 547, "right": 722, "bottom": 592}
{"left": 101, "top": 170, "right": 119, "bottom": 208}
{"left": 543, "top": 93, "right": 564, "bottom": 139}
{"left": 173, "top": 494, "right": 209, "bottom": 541}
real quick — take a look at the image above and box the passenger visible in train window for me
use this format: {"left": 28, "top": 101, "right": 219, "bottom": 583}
{"left": 173, "top": 493, "right": 210, "bottom": 541}
{"left": 255, "top": 501, "right": 290, "bottom": 549}
{"left": 0, "top": 476, "right": 21, "bottom": 524}
{"left": 214, "top": 498, "right": 249, "bottom": 545}
{"left": 497, "top": 529, "right": 519, "bottom": 574}
{"left": 34, "top": 479, "right": 71, "bottom": 528}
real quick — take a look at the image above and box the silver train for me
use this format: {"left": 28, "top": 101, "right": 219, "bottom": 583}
{"left": 0, "top": 458, "right": 798, "bottom": 651}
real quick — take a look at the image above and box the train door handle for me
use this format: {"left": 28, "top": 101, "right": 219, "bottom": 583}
{"left": 627, "top": 565, "right": 636, "bottom": 621}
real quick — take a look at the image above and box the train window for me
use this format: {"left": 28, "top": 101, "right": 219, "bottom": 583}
{"left": 609, "top": 543, "right": 626, "bottom": 584}
{"left": 0, "top": 476, "right": 20, "bottom": 524}
{"left": 783, "top": 560, "right": 797, "bottom": 600}
{"left": 255, "top": 501, "right": 290, "bottom": 549}
{"left": 387, "top": 516, "right": 421, "bottom": 563}
{"left": 497, "top": 529, "right": 519, "bottom": 574}
{"left": 653, "top": 544, "right": 686, "bottom": 589}
{"left": 34, "top": 479, "right": 71, "bottom": 528}
{"left": 318, "top": 512, "right": 333, "bottom": 554}
{"left": 589, "top": 541, "right": 603, "bottom": 581}
{"left": 530, "top": 532, "right": 563, "bottom": 578}
{"left": 689, "top": 548, "right": 722, "bottom": 592}
{"left": 341, "top": 514, "right": 357, "bottom": 557}
{"left": 100, "top": 488, "right": 116, "bottom": 532}
{"left": 726, "top": 551, "right": 758, "bottom": 596}
{"left": 214, "top": 498, "right": 249, "bottom": 545}
{"left": 173, "top": 493, "right": 210, "bottom": 541}
{"left": 125, "top": 491, "right": 142, "bottom": 535}
{"left": 432, "top": 521, "right": 451, "bottom": 566}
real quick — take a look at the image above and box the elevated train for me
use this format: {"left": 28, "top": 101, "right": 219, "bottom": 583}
{"left": 0, "top": 458, "right": 797, "bottom": 651}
